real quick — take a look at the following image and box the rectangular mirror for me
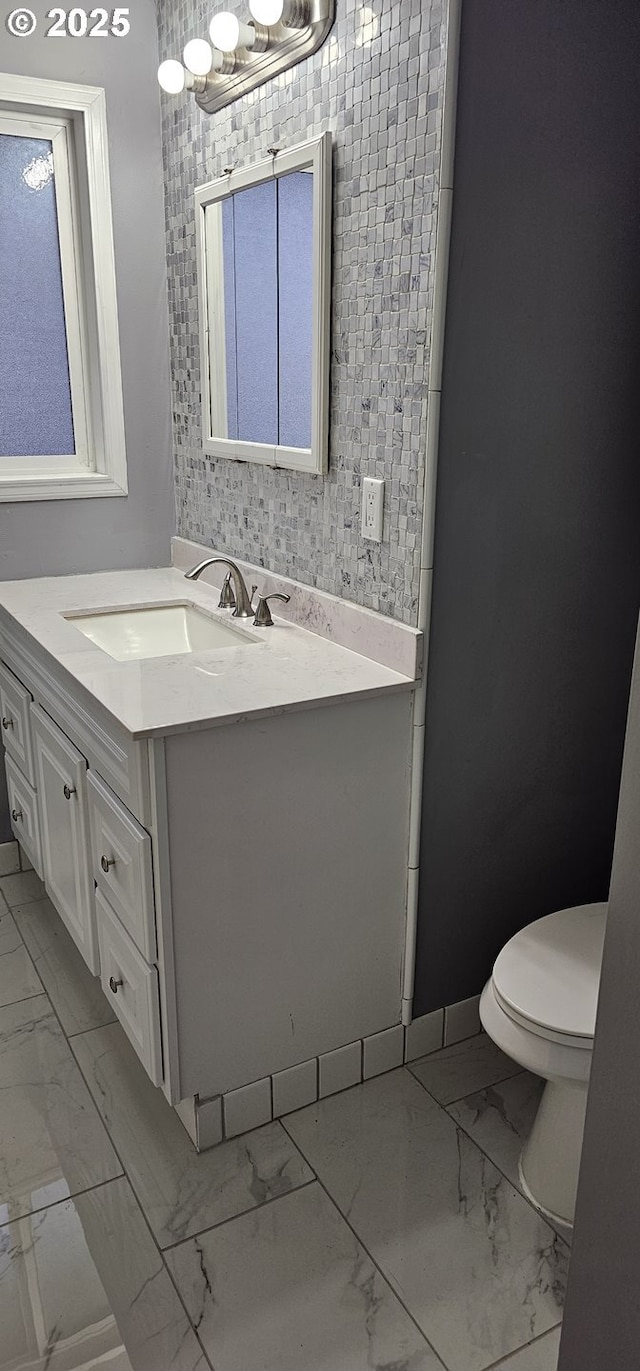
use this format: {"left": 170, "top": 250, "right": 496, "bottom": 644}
{"left": 195, "top": 133, "right": 331, "bottom": 475}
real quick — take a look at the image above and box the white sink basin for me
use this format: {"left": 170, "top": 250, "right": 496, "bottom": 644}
{"left": 66, "top": 602, "right": 255, "bottom": 661}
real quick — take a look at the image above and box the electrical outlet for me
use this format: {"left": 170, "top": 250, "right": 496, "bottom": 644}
{"left": 361, "top": 477, "right": 384, "bottom": 542}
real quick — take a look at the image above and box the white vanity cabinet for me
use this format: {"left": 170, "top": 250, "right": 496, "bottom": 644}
{"left": 0, "top": 613, "right": 413, "bottom": 1131}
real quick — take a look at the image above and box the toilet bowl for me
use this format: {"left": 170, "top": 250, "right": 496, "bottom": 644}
{"left": 480, "top": 902, "right": 606, "bottom": 1227}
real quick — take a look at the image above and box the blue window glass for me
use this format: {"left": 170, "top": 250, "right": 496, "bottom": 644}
{"left": 0, "top": 133, "right": 75, "bottom": 457}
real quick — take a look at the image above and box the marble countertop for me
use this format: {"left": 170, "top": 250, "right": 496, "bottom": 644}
{"left": 0, "top": 567, "right": 415, "bottom": 739}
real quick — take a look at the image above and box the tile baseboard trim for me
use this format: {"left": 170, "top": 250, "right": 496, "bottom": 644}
{"left": 171, "top": 536, "right": 423, "bottom": 679}
{"left": 182, "top": 1001, "right": 481, "bottom": 1150}
{"left": 443, "top": 994, "right": 482, "bottom": 1046}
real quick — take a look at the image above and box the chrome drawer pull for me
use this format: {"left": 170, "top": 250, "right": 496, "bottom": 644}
{"left": 2, "top": 716, "right": 13, "bottom": 730}
{"left": 109, "top": 975, "right": 123, "bottom": 994}
{"left": 101, "top": 855, "right": 115, "bottom": 873}
{"left": 63, "top": 783, "right": 76, "bottom": 800}
{"left": 11, "top": 808, "right": 22, "bottom": 823}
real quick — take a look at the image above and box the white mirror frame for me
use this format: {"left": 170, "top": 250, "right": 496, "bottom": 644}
{"left": 195, "top": 132, "right": 332, "bottom": 476}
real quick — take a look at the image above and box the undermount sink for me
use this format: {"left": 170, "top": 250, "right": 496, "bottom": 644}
{"left": 66, "top": 602, "right": 256, "bottom": 661}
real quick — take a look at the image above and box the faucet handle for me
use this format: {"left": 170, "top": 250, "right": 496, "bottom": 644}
{"left": 218, "top": 572, "right": 236, "bottom": 610}
{"left": 253, "top": 592, "right": 291, "bottom": 627}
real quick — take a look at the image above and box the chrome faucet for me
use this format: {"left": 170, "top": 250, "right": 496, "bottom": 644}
{"left": 184, "top": 557, "right": 255, "bottom": 618}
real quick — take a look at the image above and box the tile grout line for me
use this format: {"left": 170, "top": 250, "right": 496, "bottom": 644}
{"left": 0, "top": 1174, "right": 129, "bottom": 1229}
{"left": 442, "top": 1105, "right": 572, "bottom": 1252}
{"left": 483, "top": 1321, "right": 563, "bottom": 1369}
{"left": 11, "top": 897, "right": 118, "bottom": 1038}
{"left": 405, "top": 1065, "right": 572, "bottom": 1251}
{"left": 278, "top": 1114, "right": 451, "bottom": 1371}
{"left": 0, "top": 988, "right": 49, "bottom": 1010}
{"left": 159, "top": 1175, "right": 319, "bottom": 1253}
{"left": 9, "top": 909, "right": 216, "bottom": 1371}
{"left": 405, "top": 1059, "right": 526, "bottom": 1107}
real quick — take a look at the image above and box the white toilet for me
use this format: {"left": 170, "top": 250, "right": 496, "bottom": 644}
{"left": 480, "top": 901, "right": 607, "bottom": 1227}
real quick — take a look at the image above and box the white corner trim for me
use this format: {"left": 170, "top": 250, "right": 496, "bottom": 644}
{"left": 401, "top": 0, "right": 462, "bottom": 1026}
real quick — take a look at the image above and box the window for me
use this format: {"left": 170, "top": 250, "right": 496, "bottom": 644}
{"left": 0, "top": 74, "right": 126, "bottom": 501}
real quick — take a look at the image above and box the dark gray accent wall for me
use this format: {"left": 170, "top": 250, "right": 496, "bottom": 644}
{"left": 414, "top": 0, "right": 640, "bottom": 1014}
{"left": 0, "top": 0, "right": 175, "bottom": 842}
{"left": 558, "top": 621, "right": 640, "bottom": 1370}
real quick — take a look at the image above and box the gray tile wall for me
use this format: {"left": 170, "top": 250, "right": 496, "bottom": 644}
{"left": 156, "top": 0, "right": 447, "bottom": 624}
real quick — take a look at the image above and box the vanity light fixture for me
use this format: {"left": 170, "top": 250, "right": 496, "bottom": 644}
{"left": 158, "top": 1, "right": 335, "bottom": 115}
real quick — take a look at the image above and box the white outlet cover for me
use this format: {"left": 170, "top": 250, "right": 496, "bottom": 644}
{"left": 362, "top": 477, "right": 384, "bottom": 542}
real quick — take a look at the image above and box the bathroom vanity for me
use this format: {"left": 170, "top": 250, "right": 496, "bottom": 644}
{"left": 0, "top": 555, "right": 417, "bottom": 1144}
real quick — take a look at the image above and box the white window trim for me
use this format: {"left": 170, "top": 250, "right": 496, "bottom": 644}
{"left": 0, "top": 73, "right": 127, "bottom": 502}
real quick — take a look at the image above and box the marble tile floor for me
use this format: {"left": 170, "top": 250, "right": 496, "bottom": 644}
{"left": 0, "top": 869, "right": 568, "bottom": 1371}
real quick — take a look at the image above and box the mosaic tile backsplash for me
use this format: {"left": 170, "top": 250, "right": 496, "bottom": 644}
{"left": 156, "top": 0, "right": 447, "bottom": 625}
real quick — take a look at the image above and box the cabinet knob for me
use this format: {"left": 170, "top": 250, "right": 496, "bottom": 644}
{"left": 109, "top": 975, "right": 123, "bottom": 995}
{"left": 101, "top": 855, "right": 115, "bottom": 873}
{"left": 2, "top": 716, "right": 13, "bottom": 730}
{"left": 63, "top": 783, "right": 76, "bottom": 800}
{"left": 11, "top": 808, "right": 22, "bottom": 823}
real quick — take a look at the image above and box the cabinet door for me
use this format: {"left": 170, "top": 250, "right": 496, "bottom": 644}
{"left": 87, "top": 770, "right": 156, "bottom": 961}
{"left": 0, "top": 661, "right": 36, "bottom": 784}
{"left": 4, "top": 753, "right": 43, "bottom": 879}
{"left": 96, "top": 889, "right": 162, "bottom": 1086}
{"left": 32, "top": 704, "right": 98, "bottom": 974}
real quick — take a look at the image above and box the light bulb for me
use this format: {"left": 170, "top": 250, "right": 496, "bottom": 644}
{"left": 209, "top": 11, "right": 255, "bottom": 51}
{"left": 249, "top": 0, "right": 284, "bottom": 23}
{"left": 157, "top": 59, "right": 187, "bottom": 94}
{"left": 249, "top": 0, "right": 308, "bottom": 25}
{"left": 183, "top": 38, "right": 214, "bottom": 76}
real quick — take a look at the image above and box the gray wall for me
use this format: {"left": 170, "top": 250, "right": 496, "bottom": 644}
{"left": 558, "top": 621, "right": 640, "bottom": 1370}
{"left": 156, "top": 0, "right": 446, "bottom": 624}
{"left": 414, "top": 0, "right": 640, "bottom": 1014}
{"left": 0, "top": 1, "right": 175, "bottom": 841}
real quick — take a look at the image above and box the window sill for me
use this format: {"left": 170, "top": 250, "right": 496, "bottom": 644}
{"left": 0, "top": 470, "right": 128, "bottom": 503}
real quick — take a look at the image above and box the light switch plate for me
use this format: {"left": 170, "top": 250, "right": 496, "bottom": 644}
{"left": 362, "top": 477, "right": 384, "bottom": 542}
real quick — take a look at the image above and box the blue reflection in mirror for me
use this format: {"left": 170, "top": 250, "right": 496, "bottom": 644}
{"left": 278, "top": 171, "right": 313, "bottom": 451}
{"left": 219, "top": 169, "right": 313, "bottom": 450}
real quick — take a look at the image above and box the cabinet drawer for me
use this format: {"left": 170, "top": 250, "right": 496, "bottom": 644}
{"left": 0, "top": 662, "right": 35, "bottom": 785}
{"left": 4, "top": 754, "right": 43, "bottom": 879}
{"left": 87, "top": 771, "right": 156, "bottom": 961}
{"left": 96, "top": 889, "right": 162, "bottom": 1086}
